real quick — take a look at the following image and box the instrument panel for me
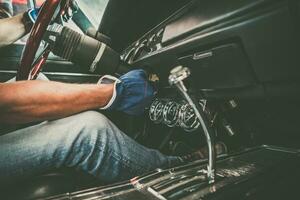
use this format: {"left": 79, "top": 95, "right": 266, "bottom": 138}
{"left": 122, "top": 0, "right": 300, "bottom": 99}
{"left": 149, "top": 99, "right": 199, "bottom": 132}
{"left": 149, "top": 98, "right": 216, "bottom": 133}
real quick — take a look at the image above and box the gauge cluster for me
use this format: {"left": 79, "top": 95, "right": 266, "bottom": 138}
{"left": 149, "top": 98, "right": 207, "bottom": 132}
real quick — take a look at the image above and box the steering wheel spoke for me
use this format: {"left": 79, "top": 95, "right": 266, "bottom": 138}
{"left": 29, "top": 45, "right": 51, "bottom": 80}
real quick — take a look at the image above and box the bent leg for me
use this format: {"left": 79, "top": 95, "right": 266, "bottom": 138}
{"left": 0, "top": 111, "right": 180, "bottom": 184}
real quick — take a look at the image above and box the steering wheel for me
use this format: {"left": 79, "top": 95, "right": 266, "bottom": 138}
{"left": 16, "top": 0, "right": 70, "bottom": 81}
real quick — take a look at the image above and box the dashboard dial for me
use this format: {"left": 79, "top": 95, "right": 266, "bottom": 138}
{"left": 178, "top": 103, "right": 200, "bottom": 132}
{"left": 149, "top": 99, "right": 202, "bottom": 132}
{"left": 149, "top": 99, "right": 165, "bottom": 124}
{"left": 163, "top": 101, "right": 180, "bottom": 127}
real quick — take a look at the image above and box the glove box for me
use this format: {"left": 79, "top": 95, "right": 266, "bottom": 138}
{"left": 178, "top": 43, "right": 256, "bottom": 90}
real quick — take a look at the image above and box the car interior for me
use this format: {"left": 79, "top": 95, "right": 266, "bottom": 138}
{"left": 0, "top": 0, "right": 300, "bottom": 199}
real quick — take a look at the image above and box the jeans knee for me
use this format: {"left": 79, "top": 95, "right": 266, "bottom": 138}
{"left": 75, "top": 111, "right": 111, "bottom": 132}
{"left": 75, "top": 111, "right": 112, "bottom": 146}
{"left": 69, "top": 111, "right": 113, "bottom": 149}
{"left": 51, "top": 111, "right": 112, "bottom": 165}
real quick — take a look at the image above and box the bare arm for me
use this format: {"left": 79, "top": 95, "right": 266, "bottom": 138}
{"left": 0, "top": 14, "right": 26, "bottom": 47}
{"left": 0, "top": 80, "right": 113, "bottom": 124}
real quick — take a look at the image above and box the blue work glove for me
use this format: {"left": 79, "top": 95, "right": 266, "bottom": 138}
{"left": 99, "top": 69, "right": 156, "bottom": 116}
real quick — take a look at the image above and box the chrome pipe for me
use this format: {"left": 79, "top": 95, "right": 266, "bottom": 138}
{"left": 169, "top": 66, "right": 216, "bottom": 183}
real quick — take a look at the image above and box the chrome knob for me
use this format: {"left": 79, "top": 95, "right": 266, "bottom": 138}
{"left": 169, "top": 66, "right": 191, "bottom": 86}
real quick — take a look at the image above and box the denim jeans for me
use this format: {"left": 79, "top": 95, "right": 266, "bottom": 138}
{"left": 0, "top": 111, "right": 180, "bottom": 185}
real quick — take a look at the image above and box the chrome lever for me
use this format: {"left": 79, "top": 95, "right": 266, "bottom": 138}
{"left": 169, "top": 66, "right": 216, "bottom": 183}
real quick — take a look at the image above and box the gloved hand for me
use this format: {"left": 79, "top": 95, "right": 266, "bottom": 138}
{"left": 61, "top": 0, "right": 78, "bottom": 22}
{"left": 22, "top": 8, "right": 39, "bottom": 32}
{"left": 99, "top": 69, "right": 156, "bottom": 116}
{"left": 26, "top": 8, "right": 39, "bottom": 23}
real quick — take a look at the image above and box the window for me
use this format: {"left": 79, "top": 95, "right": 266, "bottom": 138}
{"left": 0, "top": 0, "right": 109, "bottom": 27}
{"left": 0, "top": 0, "right": 29, "bottom": 17}
{"left": 32, "top": 0, "right": 110, "bottom": 28}
{"left": 77, "top": 0, "right": 109, "bottom": 27}
{"left": 0, "top": 0, "right": 109, "bottom": 45}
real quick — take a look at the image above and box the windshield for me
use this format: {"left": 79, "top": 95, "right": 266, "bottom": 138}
{"left": 0, "top": 0, "right": 109, "bottom": 27}
{"left": 77, "top": 0, "right": 109, "bottom": 27}
{"left": 35, "top": 0, "right": 109, "bottom": 27}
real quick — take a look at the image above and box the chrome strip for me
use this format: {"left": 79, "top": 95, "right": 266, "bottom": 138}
{"left": 89, "top": 43, "right": 106, "bottom": 73}
{"left": 147, "top": 187, "right": 167, "bottom": 200}
{"left": 193, "top": 51, "right": 213, "bottom": 60}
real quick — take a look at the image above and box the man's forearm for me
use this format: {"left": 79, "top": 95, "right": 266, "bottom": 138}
{"left": 0, "top": 80, "right": 113, "bottom": 124}
{"left": 0, "top": 14, "right": 26, "bottom": 47}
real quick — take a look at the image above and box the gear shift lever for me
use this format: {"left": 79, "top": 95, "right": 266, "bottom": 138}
{"left": 169, "top": 66, "right": 216, "bottom": 183}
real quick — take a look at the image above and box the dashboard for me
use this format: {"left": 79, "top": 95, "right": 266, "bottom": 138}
{"left": 121, "top": 0, "right": 300, "bottom": 100}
